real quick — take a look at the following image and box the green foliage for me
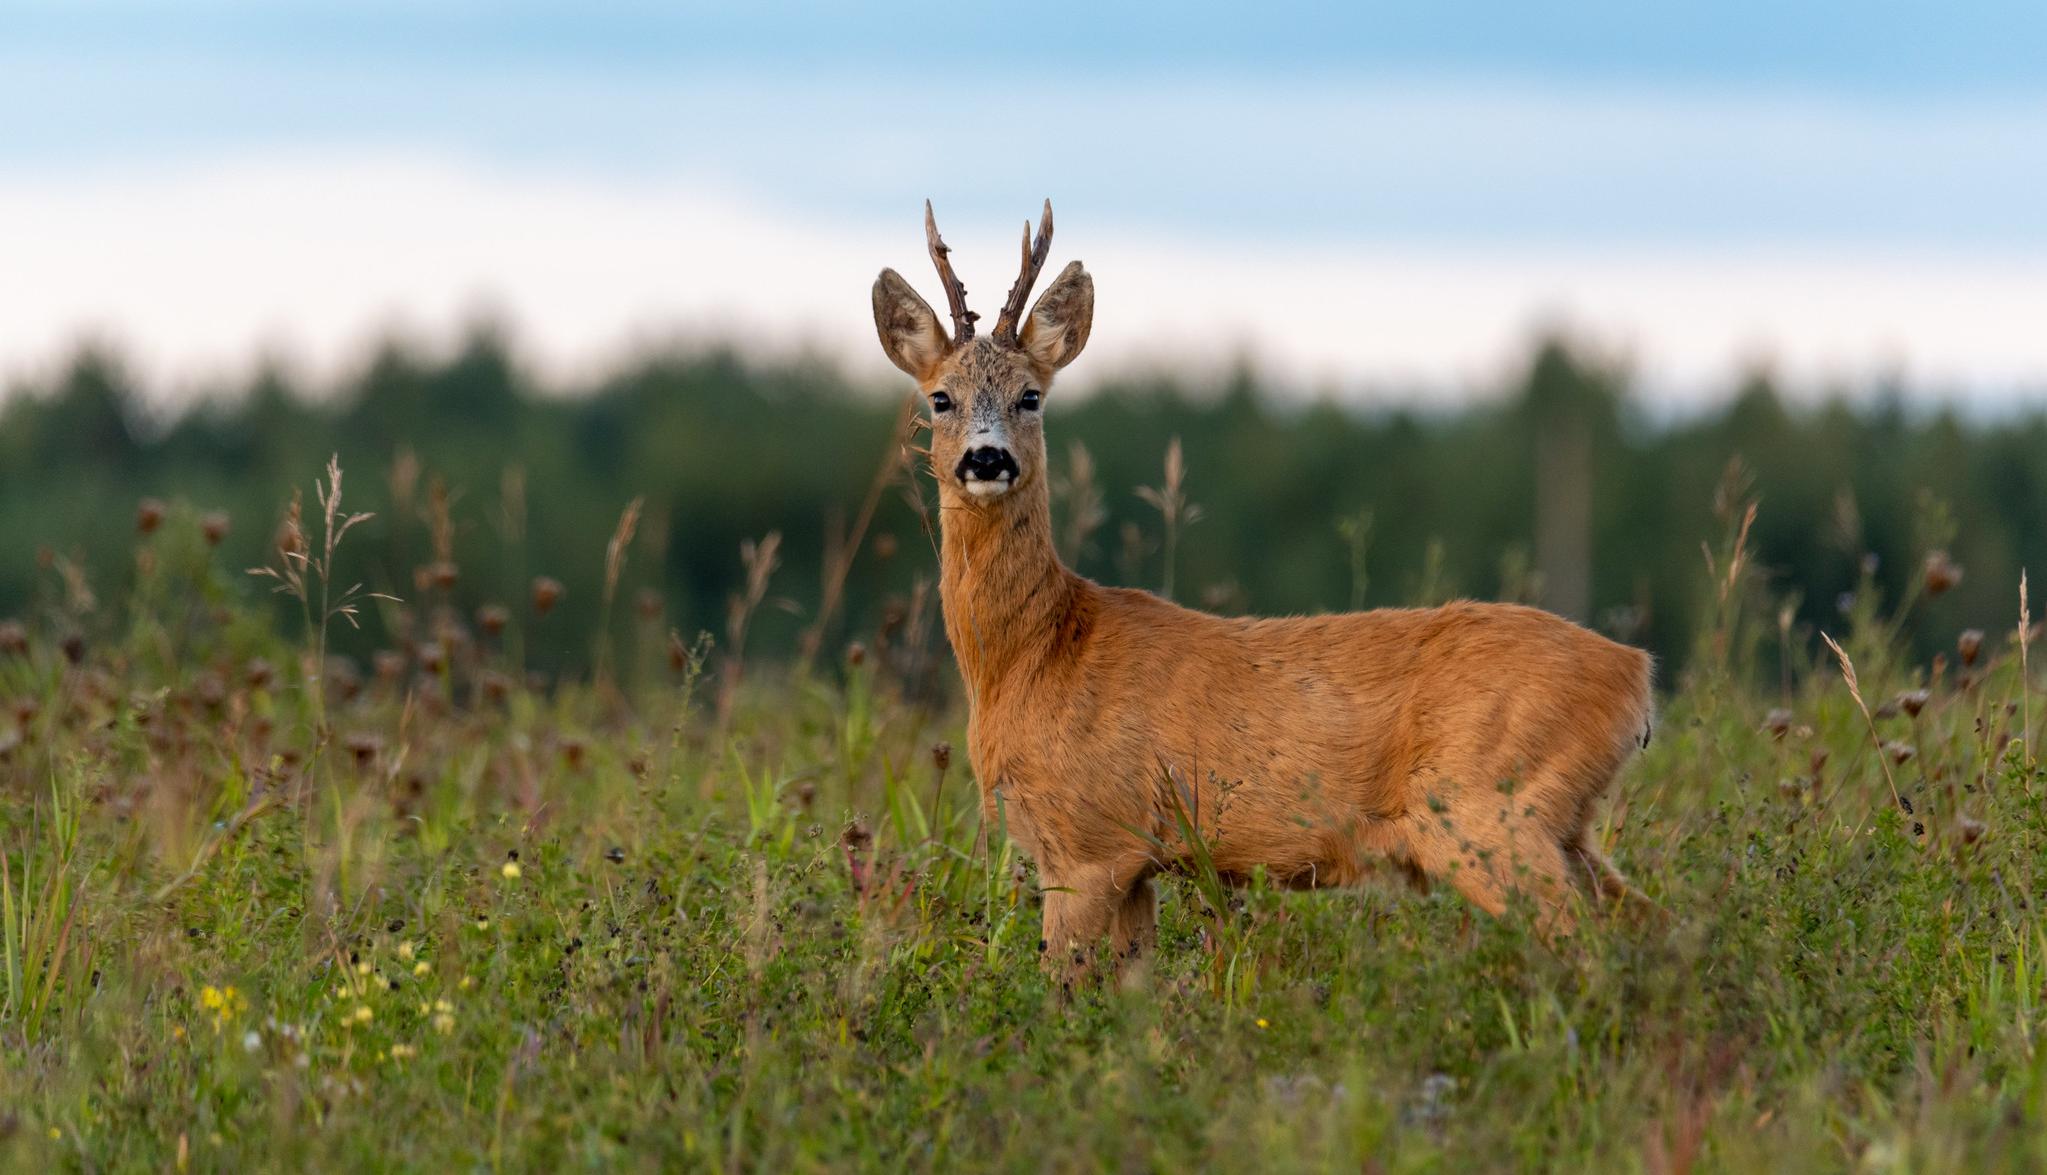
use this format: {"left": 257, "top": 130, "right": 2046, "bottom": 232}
{"left": 0, "top": 441, "right": 2042, "bottom": 1169}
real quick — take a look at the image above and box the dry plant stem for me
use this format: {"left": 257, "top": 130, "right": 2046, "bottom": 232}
{"left": 799, "top": 393, "right": 915, "bottom": 672}
{"left": 718, "top": 532, "right": 782, "bottom": 728}
{"left": 1056, "top": 441, "right": 1106, "bottom": 568}
{"left": 2021, "top": 571, "right": 2035, "bottom": 775}
{"left": 499, "top": 465, "right": 528, "bottom": 673}
{"left": 1823, "top": 632, "right": 1909, "bottom": 825}
{"left": 248, "top": 455, "right": 389, "bottom": 737}
{"left": 1136, "top": 437, "right": 1202, "bottom": 602}
{"left": 594, "top": 497, "right": 644, "bottom": 692}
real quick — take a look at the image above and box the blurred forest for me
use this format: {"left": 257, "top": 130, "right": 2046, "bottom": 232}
{"left": 1, "top": 328, "right": 2040, "bottom": 685}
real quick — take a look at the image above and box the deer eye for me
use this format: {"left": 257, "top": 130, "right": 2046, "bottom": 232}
{"left": 929, "top": 391, "right": 954, "bottom": 413}
{"left": 1018, "top": 389, "right": 1042, "bottom": 412}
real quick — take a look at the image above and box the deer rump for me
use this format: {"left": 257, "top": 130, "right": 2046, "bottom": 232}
{"left": 975, "top": 590, "right": 1654, "bottom": 931}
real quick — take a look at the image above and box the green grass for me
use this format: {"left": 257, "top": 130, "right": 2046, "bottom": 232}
{"left": 0, "top": 507, "right": 2043, "bottom": 1172}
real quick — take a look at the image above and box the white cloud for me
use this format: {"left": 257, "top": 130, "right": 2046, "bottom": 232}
{"left": 3, "top": 151, "right": 2045, "bottom": 408}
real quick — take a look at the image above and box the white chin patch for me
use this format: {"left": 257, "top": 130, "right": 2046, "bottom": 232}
{"left": 963, "top": 477, "right": 1014, "bottom": 499}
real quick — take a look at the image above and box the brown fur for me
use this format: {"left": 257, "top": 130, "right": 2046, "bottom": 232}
{"left": 873, "top": 219, "right": 1654, "bottom": 979}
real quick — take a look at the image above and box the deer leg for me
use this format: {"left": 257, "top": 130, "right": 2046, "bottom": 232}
{"left": 1039, "top": 869, "right": 1118, "bottom": 987}
{"left": 1107, "top": 875, "right": 1158, "bottom": 961}
{"left": 1567, "top": 828, "right": 1669, "bottom": 923}
{"left": 1405, "top": 811, "right": 1576, "bottom": 936}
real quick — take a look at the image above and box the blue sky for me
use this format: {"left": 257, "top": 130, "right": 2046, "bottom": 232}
{"left": 10, "top": 1, "right": 2047, "bottom": 92}
{"left": 3, "top": 1, "right": 2045, "bottom": 400}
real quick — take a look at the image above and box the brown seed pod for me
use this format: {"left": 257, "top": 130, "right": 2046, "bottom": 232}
{"left": 479, "top": 670, "right": 512, "bottom": 705}
{"left": 136, "top": 498, "right": 166, "bottom": 535}
{"left": 201, "top": 511, "right": 231, "bottom": 547}
{"left": 244, "top": 658, "right": 275, "bottom": 690}
{"left": 1922, "top": 551, "right": 1963, "bottom": 597}
{"left": 1763, "top": 708, "right": 1793, "bottom": 739}
{"left": 475, "top": 605, "right": 509, "bottom": 638}
{"left": 531, "top": 576, "right": 564, "bottom": 617}
{"left": 932, "top": 742, "right": 953, "bottom": 772}
{"left": 344, "top": 733, "right": 382, "bottom": 769}
{"left": 1958, "top": 629, "right": 1984, "bottom": 666}
{"left": 1897, "top": 689, "right": 1930, "bottom": 718}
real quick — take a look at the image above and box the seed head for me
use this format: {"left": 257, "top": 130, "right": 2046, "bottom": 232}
{"left": 201, "top": 510, "right": 231, "bottom": 546}
{"left": 244, "top": 658, "right": 275, "bottom": 689}
{"left": 1763, "top": 708, "right": 1793, "bottom": 739}
{"left": 479, "top": 670, "right": 512, "bottom": 705}
{"left": 416, "top": 640, "right": 447, "bottom": 674}
{"left": 1958, "top": 629, "right": 1984, "bottom": 666}
{"left": 136, "top": 498, "right": 166, "bottom": 535}
{"left": 1922, "top": 551, "right": 1963, "bottom": 597}
{"left": 0, "top": 620, "right": 26, "bottom": 657}
{"left": 476, "top": 604, "right": 508, "bottom": 637}
{"left": 344, "top": 733, "right": 382, "bottom": 769}
{"left": 932, "top": 742, "right": 952, "bottom": 772}
{"left": 1897, "top": 689, "right": 1930, "bottom": 718}
{"left": 531, "top": 576, "right": 564, "bottom": 617}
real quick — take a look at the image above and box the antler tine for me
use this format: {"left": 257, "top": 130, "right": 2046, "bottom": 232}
{"left": 924, "top": 199, "right": 977, "bottom": 343}
{"left": 993, "top": 199, "right": 1053, "bottom": 345}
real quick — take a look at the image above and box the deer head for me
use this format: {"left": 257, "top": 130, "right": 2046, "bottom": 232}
{"left": 872, "top": 200, "right": 1094, "bottom": 503}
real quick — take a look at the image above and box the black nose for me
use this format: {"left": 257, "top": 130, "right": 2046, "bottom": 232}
{"left": 956, "top": 446, "right": 1019, "bottom": 482}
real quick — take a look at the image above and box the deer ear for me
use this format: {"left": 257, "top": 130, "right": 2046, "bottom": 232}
{"left": 872, "top": 268, "right": 951, "bottom": 382}
{"left": 1019, "top": 261, "right": 1093, "bottom": 373}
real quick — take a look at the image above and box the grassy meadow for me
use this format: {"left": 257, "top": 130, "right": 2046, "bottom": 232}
{"left": 1, "top": 456, "right": 2043, "bottom": 1172}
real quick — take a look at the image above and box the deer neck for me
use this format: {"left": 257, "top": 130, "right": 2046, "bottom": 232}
{"left": 937, "top": 475, "right": 1072, "bottom": 700}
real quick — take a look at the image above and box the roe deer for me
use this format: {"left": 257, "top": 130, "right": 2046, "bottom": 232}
{"left": 872, "top": 201, "right": 1655, "bottom": 979}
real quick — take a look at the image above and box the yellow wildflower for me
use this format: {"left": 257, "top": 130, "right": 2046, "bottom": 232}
{"left": 500, "top": 860, "right": 522, "bottom": 880}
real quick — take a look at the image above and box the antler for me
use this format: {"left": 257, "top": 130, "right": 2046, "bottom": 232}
{"left": 992, "top": 199, "right": 1053, "bottom": 346}
{"left": 924, "top": 199, "right": 977, "bottom": 343}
